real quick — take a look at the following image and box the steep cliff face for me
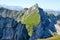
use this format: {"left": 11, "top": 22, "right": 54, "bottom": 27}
{"left": 29, "top": 5, "right": 59, "bottom": 40}
{"left": 0, "top": 15, "right": 29, "bottom": 40}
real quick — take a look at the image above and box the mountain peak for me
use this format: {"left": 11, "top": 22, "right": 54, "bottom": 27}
{"left": 33, "top": 3, "right": 38, "bottom": 7}
{"left": 30, "top": 3, "right": 38, "bottom": 10}
{"left": 24, "top": 4, "right": 39, "bottom": 14}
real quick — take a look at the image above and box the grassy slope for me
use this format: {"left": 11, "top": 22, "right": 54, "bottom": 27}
{"left": 23, "top": 11, "right": 40, "bottom": 36}
{"left": 37, "top": 35, "right": 60, "bottom": 40}
{"left": 46, "top": 35, "right": 60, "bottom": 40}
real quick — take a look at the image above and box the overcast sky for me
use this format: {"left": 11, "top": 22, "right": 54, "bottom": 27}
{"left": 0, "top": 0, "right": 60, "bottom": 11}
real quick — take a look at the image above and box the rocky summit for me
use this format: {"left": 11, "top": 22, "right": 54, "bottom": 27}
{"left": 29, "top": 4, "right": 60, "bottom": 40}
{"left": 0, "top": 15, "right": 29, "bottom": 40}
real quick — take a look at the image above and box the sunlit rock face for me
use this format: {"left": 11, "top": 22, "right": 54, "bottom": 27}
{"left": 0, "top": 15, "right": 29, "bottom": 40}
{"left": 0, "top": 7, "right": 26, "bottom": 22}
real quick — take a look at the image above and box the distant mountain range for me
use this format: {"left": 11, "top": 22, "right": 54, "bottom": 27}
{"left": 44, "top": 9, "right": 60, "bottom": 14}
{"left": 0, "top": 4, "right": 23, "bottom": 11}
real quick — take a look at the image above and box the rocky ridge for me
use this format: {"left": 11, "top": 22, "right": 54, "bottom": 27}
{"left": 0, "top": 4, "right": 60, "bottom": 40}
{"left": 29, "top": 4, "right": 60, "bottom": 40}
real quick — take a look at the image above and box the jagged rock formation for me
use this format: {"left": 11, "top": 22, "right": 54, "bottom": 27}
{"left": 0, "top": 15, "right": 29, "bottom": 40}
{"left": 21, "top": 4, "right": 39, "bottom": 22}
{"left": 0, "top": 4, "right": 60, "bottom": 40}
{"left": 0, "top": 7, "right": 28, "bottom": 22}
{"left": 29, "top": 4, "right": 60, "bottom": 40}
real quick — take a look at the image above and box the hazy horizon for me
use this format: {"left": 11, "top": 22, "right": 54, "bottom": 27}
{"left": 0, "top": 0, "right": 60, "bottom": 11}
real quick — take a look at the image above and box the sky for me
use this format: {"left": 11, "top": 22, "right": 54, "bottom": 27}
{"left": 0, "top": 0, "right": 60, "bottom": 11}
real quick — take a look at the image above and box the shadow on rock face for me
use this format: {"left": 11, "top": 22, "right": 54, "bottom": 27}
{"left": 0, "top": 15, "right": 30, "bottom": 40}
{"left": 29, "top": 8, "right": 57, "bottom": 40}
